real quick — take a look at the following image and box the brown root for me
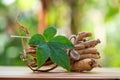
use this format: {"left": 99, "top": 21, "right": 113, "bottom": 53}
{"left": 16, "top": 12, "right": 30, "bottom": 36}
{"left": 71, "top": 59, "right": 98, "bottom": 72}
{"left": 80, "top": 53, "right": 100, "bottom": 60}
{"left": 75, "top": 32, "right": 92, "bottom": 44}
{"left": 75, "top": 39, "right": 100, "bottom": 50}
{"left": 28, "top": 64, "right": 58, "bottom": 72}
{"left": 77, "top": 48, "right": 98, "bottom": 55}
{"left": 69, "top": 35, "right": 76, "bottom": 44}
{"left": 20, "top": 52, "right": 57, "bottom": 72}
{"left": 69, "top": 32, "right": 101, "bottom": 72}
{"left": 16, "top": 12, "right": 30, "bottom": 49}
{"left": 25, "top": 46, "right": 37, "bottom": 57}
{"left": 69, "top": 49, "right": 80, "bottom": 61}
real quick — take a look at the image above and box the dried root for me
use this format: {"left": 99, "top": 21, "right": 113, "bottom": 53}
{"left": 75, "top": 39, "right": 100, "bottom": 50}
{"left": 71, "top": 59, "right": 98, "bottom": 72}
{"left": 75, "top": 32, "right": 92, "bottom": 44}
{"left": 20, "top": 46, "right": 57, "bottom": 72}
{"left": 68, "top": 32, "right": 101, "bottom": 72}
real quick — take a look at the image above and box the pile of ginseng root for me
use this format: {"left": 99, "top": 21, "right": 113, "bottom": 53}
{"left": 16, "top": 13, "right": 101, "bottom": 72}
{"left": 20, "top": 31, "right": 101, "bottom": 72}
{"left": 68, "top": 32, "right": 101, "bottom": 72}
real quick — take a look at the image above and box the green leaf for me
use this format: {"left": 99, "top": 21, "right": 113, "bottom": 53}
{"left": 29, "top": 34, "right": 45, "bottom": 46}
{"left": 49, "top": 43, "right": 70, "bottom": 72}
{"left": 28, "top": 27, "right": 73, "bottom": 72}
{"left": 50, "top": 36, "right": 74, "bottom": 49}
{"left": 43, "top": 27, "right": 57, "bottom": 41}
{"left": 36, "top": 43, "right": 50, "bottom": 67}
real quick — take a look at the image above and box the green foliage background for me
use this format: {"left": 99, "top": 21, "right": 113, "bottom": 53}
{"left": 0, "top": 0, "right": 120, "bottom": 67}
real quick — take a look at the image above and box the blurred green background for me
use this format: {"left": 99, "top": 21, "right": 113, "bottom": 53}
{"left": 0, "top": 0, "right": 120, "bottom": 67}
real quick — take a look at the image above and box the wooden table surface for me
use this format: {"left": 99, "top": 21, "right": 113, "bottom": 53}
{"left": 0, "top": 66, "right": 120, "bottom": 80}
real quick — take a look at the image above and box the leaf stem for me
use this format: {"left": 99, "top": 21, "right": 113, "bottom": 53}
{"left": 11, "top": 35, "right": 31, "bottom": 39}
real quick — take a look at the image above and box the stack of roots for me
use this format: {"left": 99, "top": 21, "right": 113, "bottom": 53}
{"left": 68, "top": 32, "right": 101, "bottom": 72}
{"left": 20, "top": 32, "right": 101, "bottom": 72}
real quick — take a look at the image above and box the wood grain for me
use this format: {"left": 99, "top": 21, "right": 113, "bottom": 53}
{"left": 0, "top": 66, "right": 120, "bottom": 80}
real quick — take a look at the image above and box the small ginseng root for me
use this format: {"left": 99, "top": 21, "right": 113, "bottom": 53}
{"left": 68, "top": 32, "right": 101, "bottom": 72}
{"left": 71, "top": 58, "right": 99, "bottom": 72}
